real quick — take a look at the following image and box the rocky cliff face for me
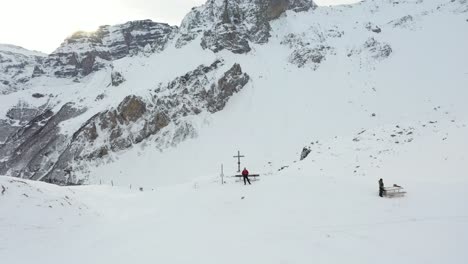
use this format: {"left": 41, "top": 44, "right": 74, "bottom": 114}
{"left": 0, "top": 100, "right": 49, "bottom": 144}
{"left": 6, "top": 1, "right": 316, "bottom": 81}
{"left": 178, "top": 0, "right": 316, "bottom": 53}
{"left": 0, "top": 103, "right": 86, "bottom": 182}
{"left": 1, "top": 0, "right": 465, "bottom": 185}
{"left": 2, "top": 0, "right": 295, "bottom": 184}
{"left": 0, "top": 59, "right": 249, "bottom": 184}
{"left": 38, "top": 20, "right": 177, "bottom": 78}
{"left": 0, "top": 45, "right": 46, "bottom": 94}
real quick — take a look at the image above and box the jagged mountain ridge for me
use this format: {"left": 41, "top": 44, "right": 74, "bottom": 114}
{"left": 0, "top": 44, "right": 46, "bottom": 95}
{"left": 0, "top": 0, "right": 316, "bottom": 184}
{"left": 28, "top": 0, "right": 316, "bottom": 79}
{"left": 40, "top": 20, "right": 178, "bottom": 78}
{"left": 178, "top": 0, "right": 316, "bottom": 53}
{"left": 0, "top": 0, "right": 467, "bottom": 185}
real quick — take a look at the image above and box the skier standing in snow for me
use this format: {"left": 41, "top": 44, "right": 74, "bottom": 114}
{"left": 242, "top": 167, "right": 251, "bottom": 185}
{"left": 379, "top": 178, "right": 385, "bottom": 197}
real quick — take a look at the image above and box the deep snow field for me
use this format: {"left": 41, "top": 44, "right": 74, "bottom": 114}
{"left": 1, "top": 0, "right": 468, "bottom": 263}
{"left": 1, "top": 115, "right": 467, "bottom": 264}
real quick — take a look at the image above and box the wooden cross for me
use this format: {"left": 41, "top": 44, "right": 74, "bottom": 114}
{"left": 233, "top": 150, "right": 245, "bottom": 172}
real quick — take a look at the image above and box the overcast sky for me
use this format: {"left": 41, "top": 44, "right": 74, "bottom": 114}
{"left": 0, "top": 0, "right": 360, "bottom": 53}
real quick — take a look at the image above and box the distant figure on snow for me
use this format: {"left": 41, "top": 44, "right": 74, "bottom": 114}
{"left": 379, "top": 178, "right": 385, "bottom": 197}
{"left": 242, "top": 167, "right": 251, "bottom": 185}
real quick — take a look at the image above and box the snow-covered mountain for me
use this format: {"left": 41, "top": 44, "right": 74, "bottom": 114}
{"left": 0, "top": 44, "right": 46, "bottom": 94}
{"left": 0, "top": 0, "right": 467, "bottom": 187}
{"left": 1, "top": 0, "right": 468, "bottom": 263}
{"left": 1, "top": 118, "right": 467, "bottom": 263}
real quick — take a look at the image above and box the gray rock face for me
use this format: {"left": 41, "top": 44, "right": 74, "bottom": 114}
{"left": 0, "top": 45, "right": 46, "bottom": 94}
{"left": 0, "top": 103, "right": 86, "bottom": 182}
{"left": 363, "top": 38, "right": 392, "bottom": 59}
{"left": 32, "top": 93, "right": 46, "bottom": 98}
{"left": 207, "top": 63, "right": 250, "bottom": 112}
{"left": 453, "top": 0, "right": 468, "bottom": 13}
{"left": 180, "top": 0, "right": 316, "bottom": 53}
{"left": 2, "top": 0, "right": 463, "bottom": 187}
{"left": 0, "top": 120, "right": 17, "bottom": 145}
{"left": 300, "top": 147, "right": 311, "bottom": 160}
{"left": 0, "top": 101, "right": 48, "bottom": 145}
{"left": 0, "top": 60, "right": 249, "bottom": 185}
{"left": 111, "top": 71, "right": 126, "bottom": 86}
{"left": 6, "top": 101, "right": 45, "bottom": 125}
{"left": 0, "top": 110, "right": 54, "bottom": 163}
{"left": 40, "top": 20, "right": 177, "bottom": 78}
{"left": 201, "top": 24, "right": 253, "bottom": 54}
{"left": 281, "top": 30, "right": 338, "bottom": 70}
{"left": 390, "top": 15, "right": 414, "bottom": 28}
{"left": 3, "top": 1, "right": 314, "bottom": 83}
{"left": 348, "top": 37, "right": 392, "bottom": 62}
{"left": 155, "top": 60, "right": 250, "bottom": 117}
{"left": 365, "top": 22, "right": 382, "bottom": 33}
{"left": 42, "top": 96, "right": 170, "bottom": 184}
{"left": 289, "top": 45, "right": 330, "bottom": 68}
{"left": 48, "top": 61, "right": 248, "bottom": 184}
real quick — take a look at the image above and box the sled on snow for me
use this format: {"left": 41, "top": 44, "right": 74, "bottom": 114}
{"left": 383, "top": 185, "right": 406, "bottom": 197}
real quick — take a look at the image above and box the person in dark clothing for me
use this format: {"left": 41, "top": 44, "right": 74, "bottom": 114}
{"left": 242, "top": 168, "right": 251, "bottom": 185}
{"left": 379, "top": 178, "right": 385, "bottom": 197}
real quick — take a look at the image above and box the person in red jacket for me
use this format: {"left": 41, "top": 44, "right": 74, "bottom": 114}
{"left": 242, "top": 167, "right": 251, "bottom": 185}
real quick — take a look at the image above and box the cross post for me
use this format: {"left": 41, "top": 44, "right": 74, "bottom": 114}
{"left": 233, "top": 150, "right": 245, "bottom": 173}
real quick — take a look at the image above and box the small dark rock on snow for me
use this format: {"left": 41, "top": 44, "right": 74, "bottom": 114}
{"left": 300, "top": 147, "right": 312, "bottom": 160}
{"left": 32, "top": 93, "right": 45, "bottom": 98}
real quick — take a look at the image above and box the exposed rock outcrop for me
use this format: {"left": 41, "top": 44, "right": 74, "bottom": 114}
{"left": 281, "top": 28, "right": 339, "bottom": 70}
{"left": 6, "top": 101, "right": 45, "bottom": 125}
{"left": 111, "top": 71, "right": 126, "bottom": 86}
{"left": 289, "top": 45, "right": 330, "bottom": 68}
{"left": 180, "top": 0, "right": 316, "bottom": 53}
{"left": 300, "top": 146, "right": 311, "bottom": 160}
{"left": 347, "top": 37, "right": 392, "bottom": 64}
{"left": 390, "top": 15, "right": 414, "bottom": 28}
{"left": 0, "top": 60, "right": 249, "bottom": 184}
{"left": 41, "top": 20, "right": 177, "bottom": 78}
{"left": 362, "top": 38, "right": 392, "bottom": 59}
{"left": 0, "top": 45, "right": 46, "bottom": 94}
{"left": 3, "top": 0, "right": 462, "bottom": 186}
{"left": 207, "top": 63, "right": 250, "bottom": 112}
{"left": 0, "top": 103, "right": 87, "bottom": 182}
{"left": 0, "top": 120, "right": 17, "bottom": 145}
{"left": 0, "top": 101, "right": 49, "bottom": 145}
{"left": 365, "top": 22, "right": 382, "bottom": 33}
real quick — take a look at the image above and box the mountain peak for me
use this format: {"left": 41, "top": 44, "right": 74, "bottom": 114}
{"left": 40, "top": 20, "right": 177, "bottom": 78}
{"left": 177, "top": 0, "right": 317, "bottom": 53}
{"left": 0, "top": 43, "right": 47, "bottom": 57}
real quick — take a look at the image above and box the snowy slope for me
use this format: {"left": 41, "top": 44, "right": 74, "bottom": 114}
{"left": 0, "top": 0, "right": 467, "bottom": 186}
{"left": 80, "top": 0, "right": 468, "bottom": 187}
{"left": 0, "top": 0, "right": 468, "bottom": 263}
{"left": 0, "top": 44, "right": 45, "bottom": 58}
{"left": 1, "top": 117, "right": 467, "bottom": 263}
